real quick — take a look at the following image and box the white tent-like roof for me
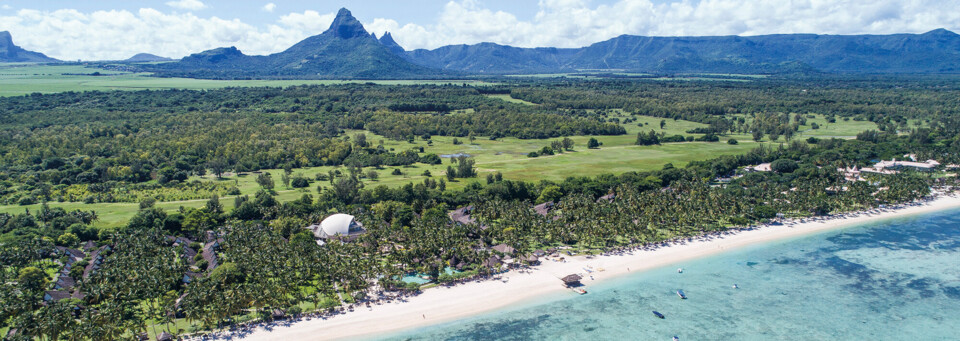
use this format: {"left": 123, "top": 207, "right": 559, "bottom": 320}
{"left": 307, "top": 214, "right": 364, "bottom": 239}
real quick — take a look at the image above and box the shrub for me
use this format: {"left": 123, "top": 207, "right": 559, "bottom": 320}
{"left": 420, "top": 154, "right": 442, "bottom": 165}
{"left": 771, "top": 159, "right": 799, "bottom": 173}
{"left": 727, "top": 139, "right": 738, "bottom": 145}
{"left": 139, "top": 198, "right": 156, "bottom": 209}
{"left": 695, "top": 134, "right": 720, "bottom": 142}
{"left": 291, "top": 176, "right": 309, "bottom": 188}
{"left": 661, "top": 135, "right": 688, "bottom": 143}
{"left": 587, "top": 138, "right": 601, "bottom": 149}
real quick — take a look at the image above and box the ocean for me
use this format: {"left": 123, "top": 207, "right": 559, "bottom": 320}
{"left": 383, "top": 208, "right": 960, "bottom": 340}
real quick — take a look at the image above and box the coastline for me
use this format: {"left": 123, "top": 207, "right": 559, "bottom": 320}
{"left": 234, "top": 192, "right": 960, "bottom": 341}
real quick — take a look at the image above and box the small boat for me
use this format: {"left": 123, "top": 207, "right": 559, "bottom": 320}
{"left": 652, "top": 311, "right": 665, "bottom": 319}
{"left": 673, "top": 337, "right": 680, "bottom": 341}
{"left": 677, "top": 290, "right": 687, "bottom": 299}
{"left": 677, "top": 268, "right": 683, "bottom": 273}
{"left": 732, "top": 284, "right": 739, "bottom": 289}
{"left": 574, "top": 288, "right": 587, "bottom": 295}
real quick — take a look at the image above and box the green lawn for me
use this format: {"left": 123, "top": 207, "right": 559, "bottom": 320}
{"left": 0, "top": 112, "right": 763, "bottom": 228}
{"left": 728, "top": 113, "right": 879, "bottom": 140}
{"left": 484, "top": 94, "right": 538, "bottom": 105}
{"left": 0, "top": 64, "right": 491, "bottom": 97}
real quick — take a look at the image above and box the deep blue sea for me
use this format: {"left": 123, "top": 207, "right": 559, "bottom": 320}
{"left": 384, "top": 208, "right": 960, "bottom": 340}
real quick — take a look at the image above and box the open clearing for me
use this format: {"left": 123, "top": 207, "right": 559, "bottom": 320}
{"left": 0, "top": 64, "right": 490, "bottom": 96}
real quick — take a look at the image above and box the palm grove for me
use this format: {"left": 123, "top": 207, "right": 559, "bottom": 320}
{"left": 2, "top": 76, "right": 960, "bottom": 339}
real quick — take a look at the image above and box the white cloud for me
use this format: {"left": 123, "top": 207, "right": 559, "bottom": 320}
{"left": 2, "top": 1, "right": 959, "bottom": 61}
{"left": 166, "top": 0, "right": 207, "bottom": 11}
{"left": 1, "top": 5, "right": 12, "bottom": 10}
{"left": 371, "top": 0, "right": 960, "bottom": 50}
{"left": 262, "top": 3, "right": 276, "bottom": 13}
{"left": 0, "top": 8, "right": 317, "bottom": 60}
{"left": 278, "top": 10, "right": 335, "bottom": 34}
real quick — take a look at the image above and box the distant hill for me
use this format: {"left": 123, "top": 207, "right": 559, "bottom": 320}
{"left": 405, "top": 29, "right": 960, "bottom": 74}
{"left": 148, "top": 8, "right": 440, "bottom": 79}
{"left": 0, "top": 31, "right": 59, "bottom": 63}
{"left": 124, "top": 53, "right": 173, "bottom": 63}
{"left": 406, "top": 43, "right": 578, "bottom": 74}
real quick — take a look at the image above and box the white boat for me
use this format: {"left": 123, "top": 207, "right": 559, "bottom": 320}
{"left": 677, "top": 289, "right": 687, "bottom": 299}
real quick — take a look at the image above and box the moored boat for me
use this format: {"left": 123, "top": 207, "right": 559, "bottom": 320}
{"left": 677, "top": 289, "right": 687, "bottom": 299}
{"left": 652, "top": 310, "right": 665, "bottom": 319}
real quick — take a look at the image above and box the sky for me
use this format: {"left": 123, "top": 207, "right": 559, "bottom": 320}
{"left": 1, "top": 0, "right": 958, "bottom": 61}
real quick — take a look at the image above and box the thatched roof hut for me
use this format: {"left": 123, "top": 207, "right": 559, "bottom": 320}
{"left": 482, "top": 255, "right": 502, "bottom": 268}
{"left": 524, "top": 254, "right": 539, "bottom": 264}
{"left": 597, "top": 193, "right": 616, "bottom": 203}
{"left": 448, "top": 206, "right": 476, "bottom": 225}
{"left": 43, "top": 290, "right": 71, "bottom": 302}
{"left": 492, "top": 244, "right": 515, "bottom": 255}
{"left": 561, "top": 274, "right": 582, "bottom": 287}
{"left": 533, "top": 201, "right": 555, "bottom": 216}
{"left": 157, "top": 331, "right": 173, "bottom": 341}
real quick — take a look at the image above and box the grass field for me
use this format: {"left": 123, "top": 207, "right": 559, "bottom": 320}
{"left": 0, "top": 64, "right": 491, "bottom": 97}
{"left": 484, "top": 94, "right": 538, "bottom": 105}
{"left": 0, "top": 70, "right": 879, "bottom": 228}
{"left": 0, "top": 112, "right": 755, "bottom": 228}
{"left": 727, "top": 113, "right": 880, "bottom": 139}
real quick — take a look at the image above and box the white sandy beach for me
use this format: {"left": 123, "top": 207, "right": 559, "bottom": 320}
{"left": 232, "top": 193, "right": 960, "bottom": 341}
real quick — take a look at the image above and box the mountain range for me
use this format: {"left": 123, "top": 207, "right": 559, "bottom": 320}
{"left": 404, "top": 29, "right": 960, "bottom": 74}
{"left": 4, "top": 8, "right": 960, "bottom": 77}
{"left": 0, "top": 31, "right": 59, "bottom": 63}
{"left": 145, "top": 8, "right": 439, "bottom": 79}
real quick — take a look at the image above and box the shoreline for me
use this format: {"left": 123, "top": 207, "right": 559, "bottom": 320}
{"left": 232, "top": 192, "right": 960, "bottom": 341}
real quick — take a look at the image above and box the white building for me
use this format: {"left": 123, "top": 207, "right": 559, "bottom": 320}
{"left": 873, "top": 159, "right": 939, "bottom": 172}
{"left": 306, "top": 213, "right": 365, "bottom": 239}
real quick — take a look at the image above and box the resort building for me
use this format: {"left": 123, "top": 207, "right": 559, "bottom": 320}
{"left": 306, "top": 213, "right": 366, "bottom": 241}
{"left": 448, "top": 206, "right": 476, "bottom": 225}
{"left": 492, "top": 244, "right": 516, "bottom": 255}
{"left": 43, "top": 290, "right": 72, "bottom": 303}
{"left": 873, "top": 159, "right": 940, "bottom": 172}
{"left": 561, "top": 274, "right": 583, "bottom": 287}
{"left": 533, "top": 201, "right": 555, "bottom": 217}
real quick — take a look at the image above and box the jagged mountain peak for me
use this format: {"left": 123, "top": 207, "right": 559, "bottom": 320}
{"left": 327, "top": 8, "right": 368, "bottom": 39}
{"left": 0, "top": 30, "right": 59, "bottom": 62}
{"left": 0, "top": 31, "right": 13, "bottom": 46}
{"left": 379, "top": 31, "right": 406, "bottom": 54}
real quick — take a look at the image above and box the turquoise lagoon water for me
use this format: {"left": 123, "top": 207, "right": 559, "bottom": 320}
{"left": 384, "top": 209, "right": 960, "bottom": 340}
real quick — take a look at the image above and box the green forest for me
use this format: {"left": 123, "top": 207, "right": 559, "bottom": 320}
{"left": 2, "top": 75, "right": 960, "bottom": 340}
